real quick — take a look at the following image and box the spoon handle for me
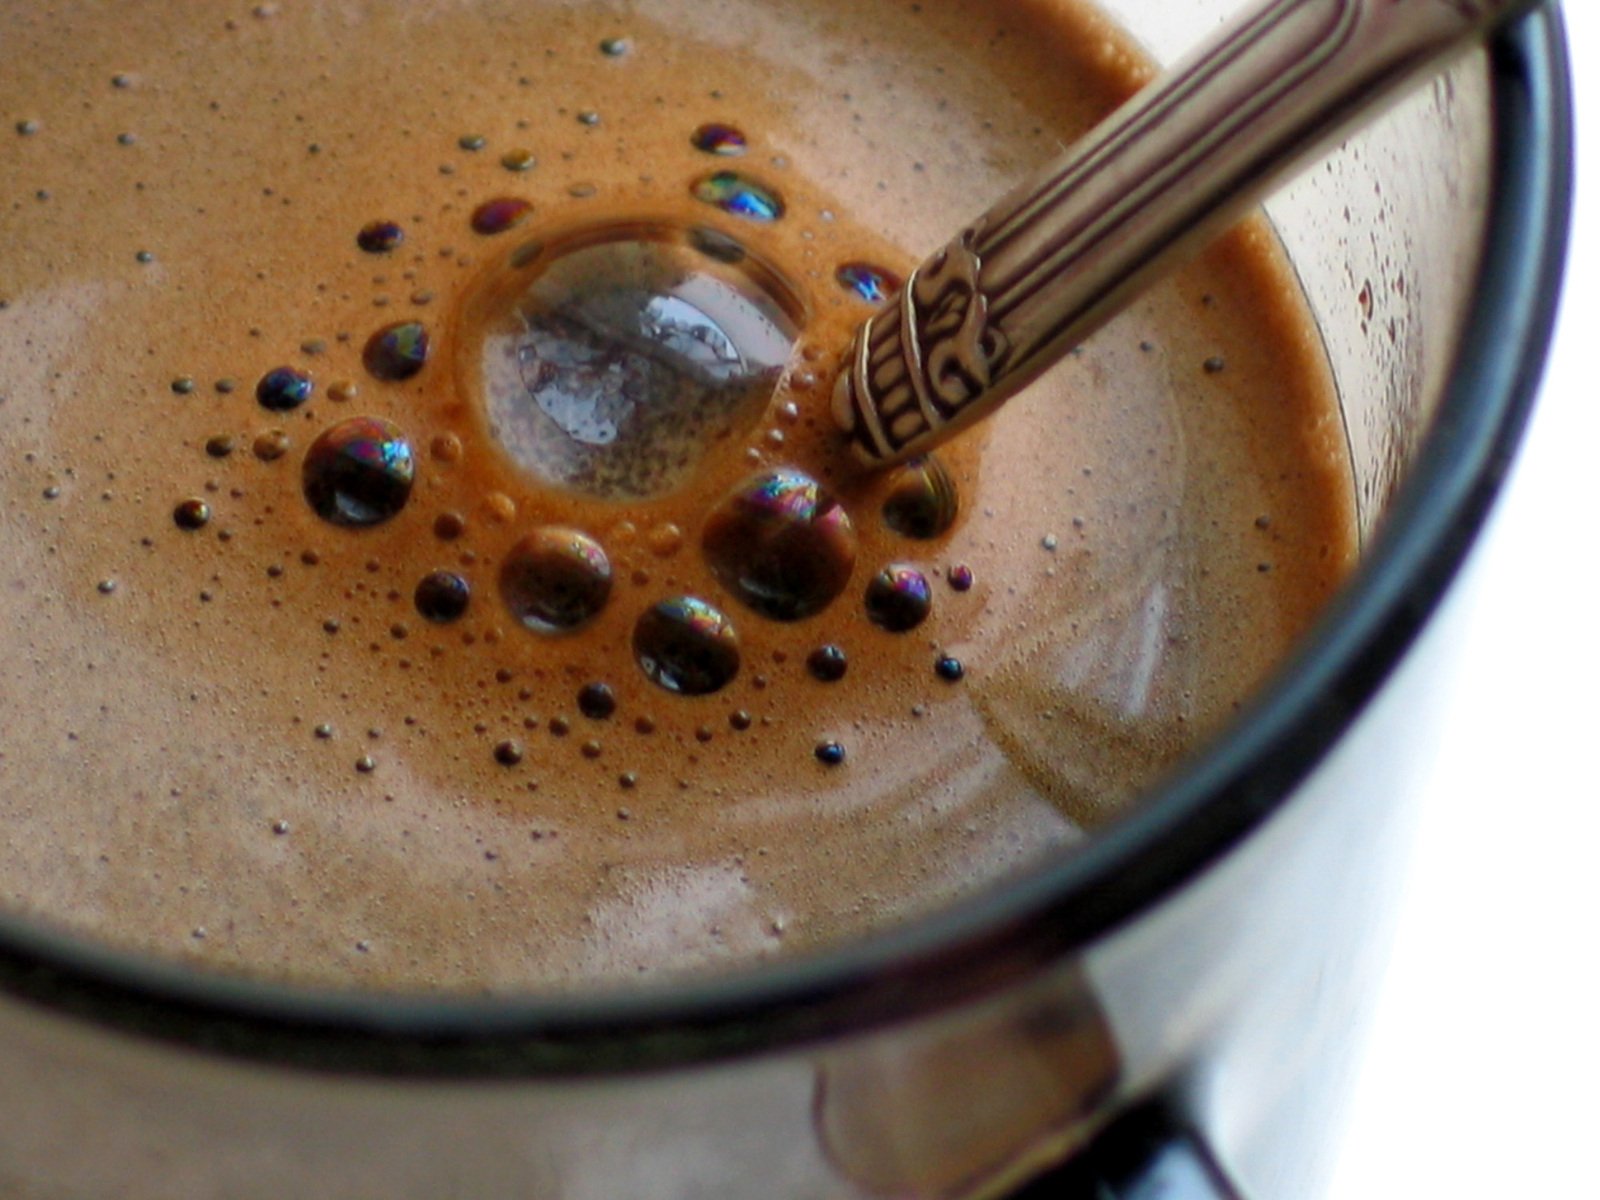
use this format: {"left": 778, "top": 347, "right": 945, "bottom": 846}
{"left": 832, "top": 0, "right": 1542, "bottom": 465}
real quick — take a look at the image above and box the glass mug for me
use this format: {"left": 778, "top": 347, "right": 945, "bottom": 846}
{"left": 0, "top": 2, "right": 1570, "bottom": 1196}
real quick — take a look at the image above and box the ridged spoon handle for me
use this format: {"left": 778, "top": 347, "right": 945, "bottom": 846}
{"left": 832, "top": 0, "right": 1543, "bottom": 464}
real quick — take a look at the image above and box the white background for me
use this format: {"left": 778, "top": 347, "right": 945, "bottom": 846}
{"left": 1327, "top": 3, "right": 1599, "bottom": 1195}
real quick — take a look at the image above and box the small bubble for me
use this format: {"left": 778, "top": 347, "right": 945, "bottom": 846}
{"left": 702, "top": 468, "right": 856, "bottom": 620}
{"left": 117, "top": 132, "right": 137, "bottom": 147}
{"left": 173, "top": 498, "right": 211, "bottom": 530}
{"left": 729, "top": 709, "right": 752, "bottom": 731}
{"left": 205, "top": 434, "right": 236, "bottom": 458}
{"left": 618, "top": 772, "right": 637, "bottom": 789}
{"left": 414, "top": 570, "right": 471, "bottom": 623}
{"left": 934, "top": 654, "right": 965, "bottom": 682}
{"left": 581, "top": 739, "right": 603, "bottom": 758}
{"left": 633, "top": 596, "right": 740, "bottom": 695}
{"left": 578, "top": 682, "right": 617, "bottom": 720}
{"left": 836, "top": 262, "right": 902, "bottom": 304}
{"left": 16, "top": 119, "right": 39, "bottom": 137}
{"left": 256, "top": 366, "right": 314, "bottom": 412}
{"left": 500, "top": 148, "right": 536, "bottom": 172}
{"left": 356, "top": 221, "right": 404, "bottom": 254}
{"left": 577, "top": 110, "right": 601, "bottom": 127}
{"left": 806, "top": 644, "right": 848, "bottom": 682}
{"left": 327, "top": 379, "right": 359, "bottom": 402}
{"left": 433, "top": 511, "right": 466, "bottom": 540}
{"left": 481, "top": 492, "right": 517, "bottom": 525}
{"left": 97, "top": 578, "right": 117, "bottom": 595}
{"left": 355, "top": 755, "right": 377, "bottom": 773}
{"left": 646, "top": 523, "right": 684, "bottom": 557}
{"left": 1041, "top": 534, "right": 1058, "bottom": 551}
{"left": 111, "top": 73, "right": 134, "bottom": 89}
{"left": 315, "top": 723, "right": 334, "bottom": 738}
{"left": 864, "top": 564, "right": 931, "bottom": 632}
{"left": 599, "top": 36, "right": 630, "bottom": 56}
{"left": 691, "top": 171, "right": 784, "bottom": 221}
{"left": 882, "top": 455, "right": 958, "bottom": 539}
{"left": 499, "top": 527, "right": 612, "bottom": 634}
{"left": 1203, "top": 356, "right": 1226, "bottom": 374}
{"left": 471, "top": 196, "right": 534, "bottom": 235}
{"left": 814, "top": 740, "right": 846, "bottom": 766}
{"left": 458, "top": 133, "right": 487, "bottom": 151}
{"left": 272, "top": 819, "right": 290, "bottom": 835}
{"left": 430, "top": 432, "right": 464, "bottom": 463}
{"left": 214, "top": 378, "right": 237, "bottom": 395}
{"left": 252, "top": 429, "right": 291, "bottom": 461}
{"left": 494, "top": 739, "right": 524, "bottom": 766}
{"left": 948, "top": 563, "right": 974, "bottom": 591}
{"left": 362, "top": 320, "right": 430, "bottom": 381}
{"left": 690, "top": 123, "right": 747, "bottom": 156}
{"left": 302, "top": 416, "right": 415, "bottom": 527}
{"left": 171, "top": 377, "right": 196, "bottom": 395}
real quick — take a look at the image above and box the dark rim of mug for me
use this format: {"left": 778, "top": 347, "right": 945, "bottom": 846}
{"left": 0, "top": 10, "right": 1573, "bottom": 1076}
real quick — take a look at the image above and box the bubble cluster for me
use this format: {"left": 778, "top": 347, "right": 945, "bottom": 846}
{"left": 864, "top": 564, "right": 932, "bottom": 632}
{"left": 633, "top": 596, "right": 740, "bottom": 695}
{"left": 881, "top": 455, "right": 958, "bottom": 539}
{"left": 836, "top": 262, "right": 901, "bottom": 304}
{"left": 690, "top": 123, "right": 747, "bottom": 156}
{"left": 363, "top": 321, "right": 430, "bottom": 382}
{"left": 691, "top": 171, "right": 784, "bottom": 222}
{"left": 702, "top": 468, "right": 857, "bottom": 620}
{"left": 471, "top": 197, "right": 533, "bottom": 236}
{"left": 413, "top": 570, "right": 472, "bottom": 623}
{"left": 301, "top": 417, "right": 415, "bottom": 527}
{"left": 256, "top": 366, "right": 313, "bottom": 412}
{"left": 499, "top": 527, "right": 612, "bottom": 633}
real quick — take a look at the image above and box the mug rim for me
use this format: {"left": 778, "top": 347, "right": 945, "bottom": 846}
{"left": 0, "top": 7, "right": 1573, "bottom": 1077}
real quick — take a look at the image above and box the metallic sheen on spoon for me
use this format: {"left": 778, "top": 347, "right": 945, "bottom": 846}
{"left": 832, "top": 0, "right": 1543, "bottom": 465}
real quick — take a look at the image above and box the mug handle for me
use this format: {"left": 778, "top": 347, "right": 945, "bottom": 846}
{"left": 1010, "top": 1106, "right": 1242, "bottom": 1199}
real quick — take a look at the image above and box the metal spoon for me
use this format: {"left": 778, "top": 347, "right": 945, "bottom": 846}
{"left": 832, "top": 0, "right": 1544, "bottom": 465}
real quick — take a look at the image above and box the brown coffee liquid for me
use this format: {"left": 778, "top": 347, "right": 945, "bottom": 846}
{"left": 0, "top": 0, "right": 1356, "bottom": 992}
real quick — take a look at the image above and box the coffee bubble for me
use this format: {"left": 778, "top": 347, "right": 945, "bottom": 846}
{"left": 806, "top": 643, "right": 848, "bottom": 682}
{"left": 301, "top": 416, "right": 415, "bottom": 527}
{"left": 173, "top": 498, "right": 211, "bottom": 530}
{"left": 468, "top": 219, "right": 799, "bottom": 500}
{"left": 499, "top": 527, "right": 612, "bottom": 633}
{"left": 702, "top": 468, "right": 856, "bottom": 621}
{"left": 691, "top": 171, "right": 784, "bottom": 222}
{"left": 252, "top": 429, "right": 291, "bottom": 462}
{"left": 836, "top": 262, "right": 901, "bottom": 304}
{"left": 881, "top": 455, "right": 958, "bottom": 540}
{"left": 471, "top": 197, "right": 533, "bottom": 235}
{"left": 814, "top": 740, "right": 846, "bottom": 766}
{"left": 864, "top": 564, "right": 931, "bottom": 632}
{"left": 633, "top": 596, "right": 740, "bottom": 695}
{"left": 577, "top": 681, "right": 616, "bottom": 720}
{"left": 690, "top": 123, "right": 748, "bottom": 156}
{"left": 256, "top": 366, "right": 313, "bottom": 412}
{"left": 413, "top": 570, "right": 471, "bottom": 623}
{"left": 362, "top": 320, "right": 430, "bottom": 382}
{"left": 356, "top": 221, "right": 404, "bottom": 253}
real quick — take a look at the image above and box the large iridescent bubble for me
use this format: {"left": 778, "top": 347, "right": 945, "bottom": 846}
{"left": 702, "top": 468, "right": 857, "bottom": 621}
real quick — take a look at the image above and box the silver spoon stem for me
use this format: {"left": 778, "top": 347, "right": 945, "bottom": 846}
{"left": 832, "top": 0, "right": 1543, "bottom": 465}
